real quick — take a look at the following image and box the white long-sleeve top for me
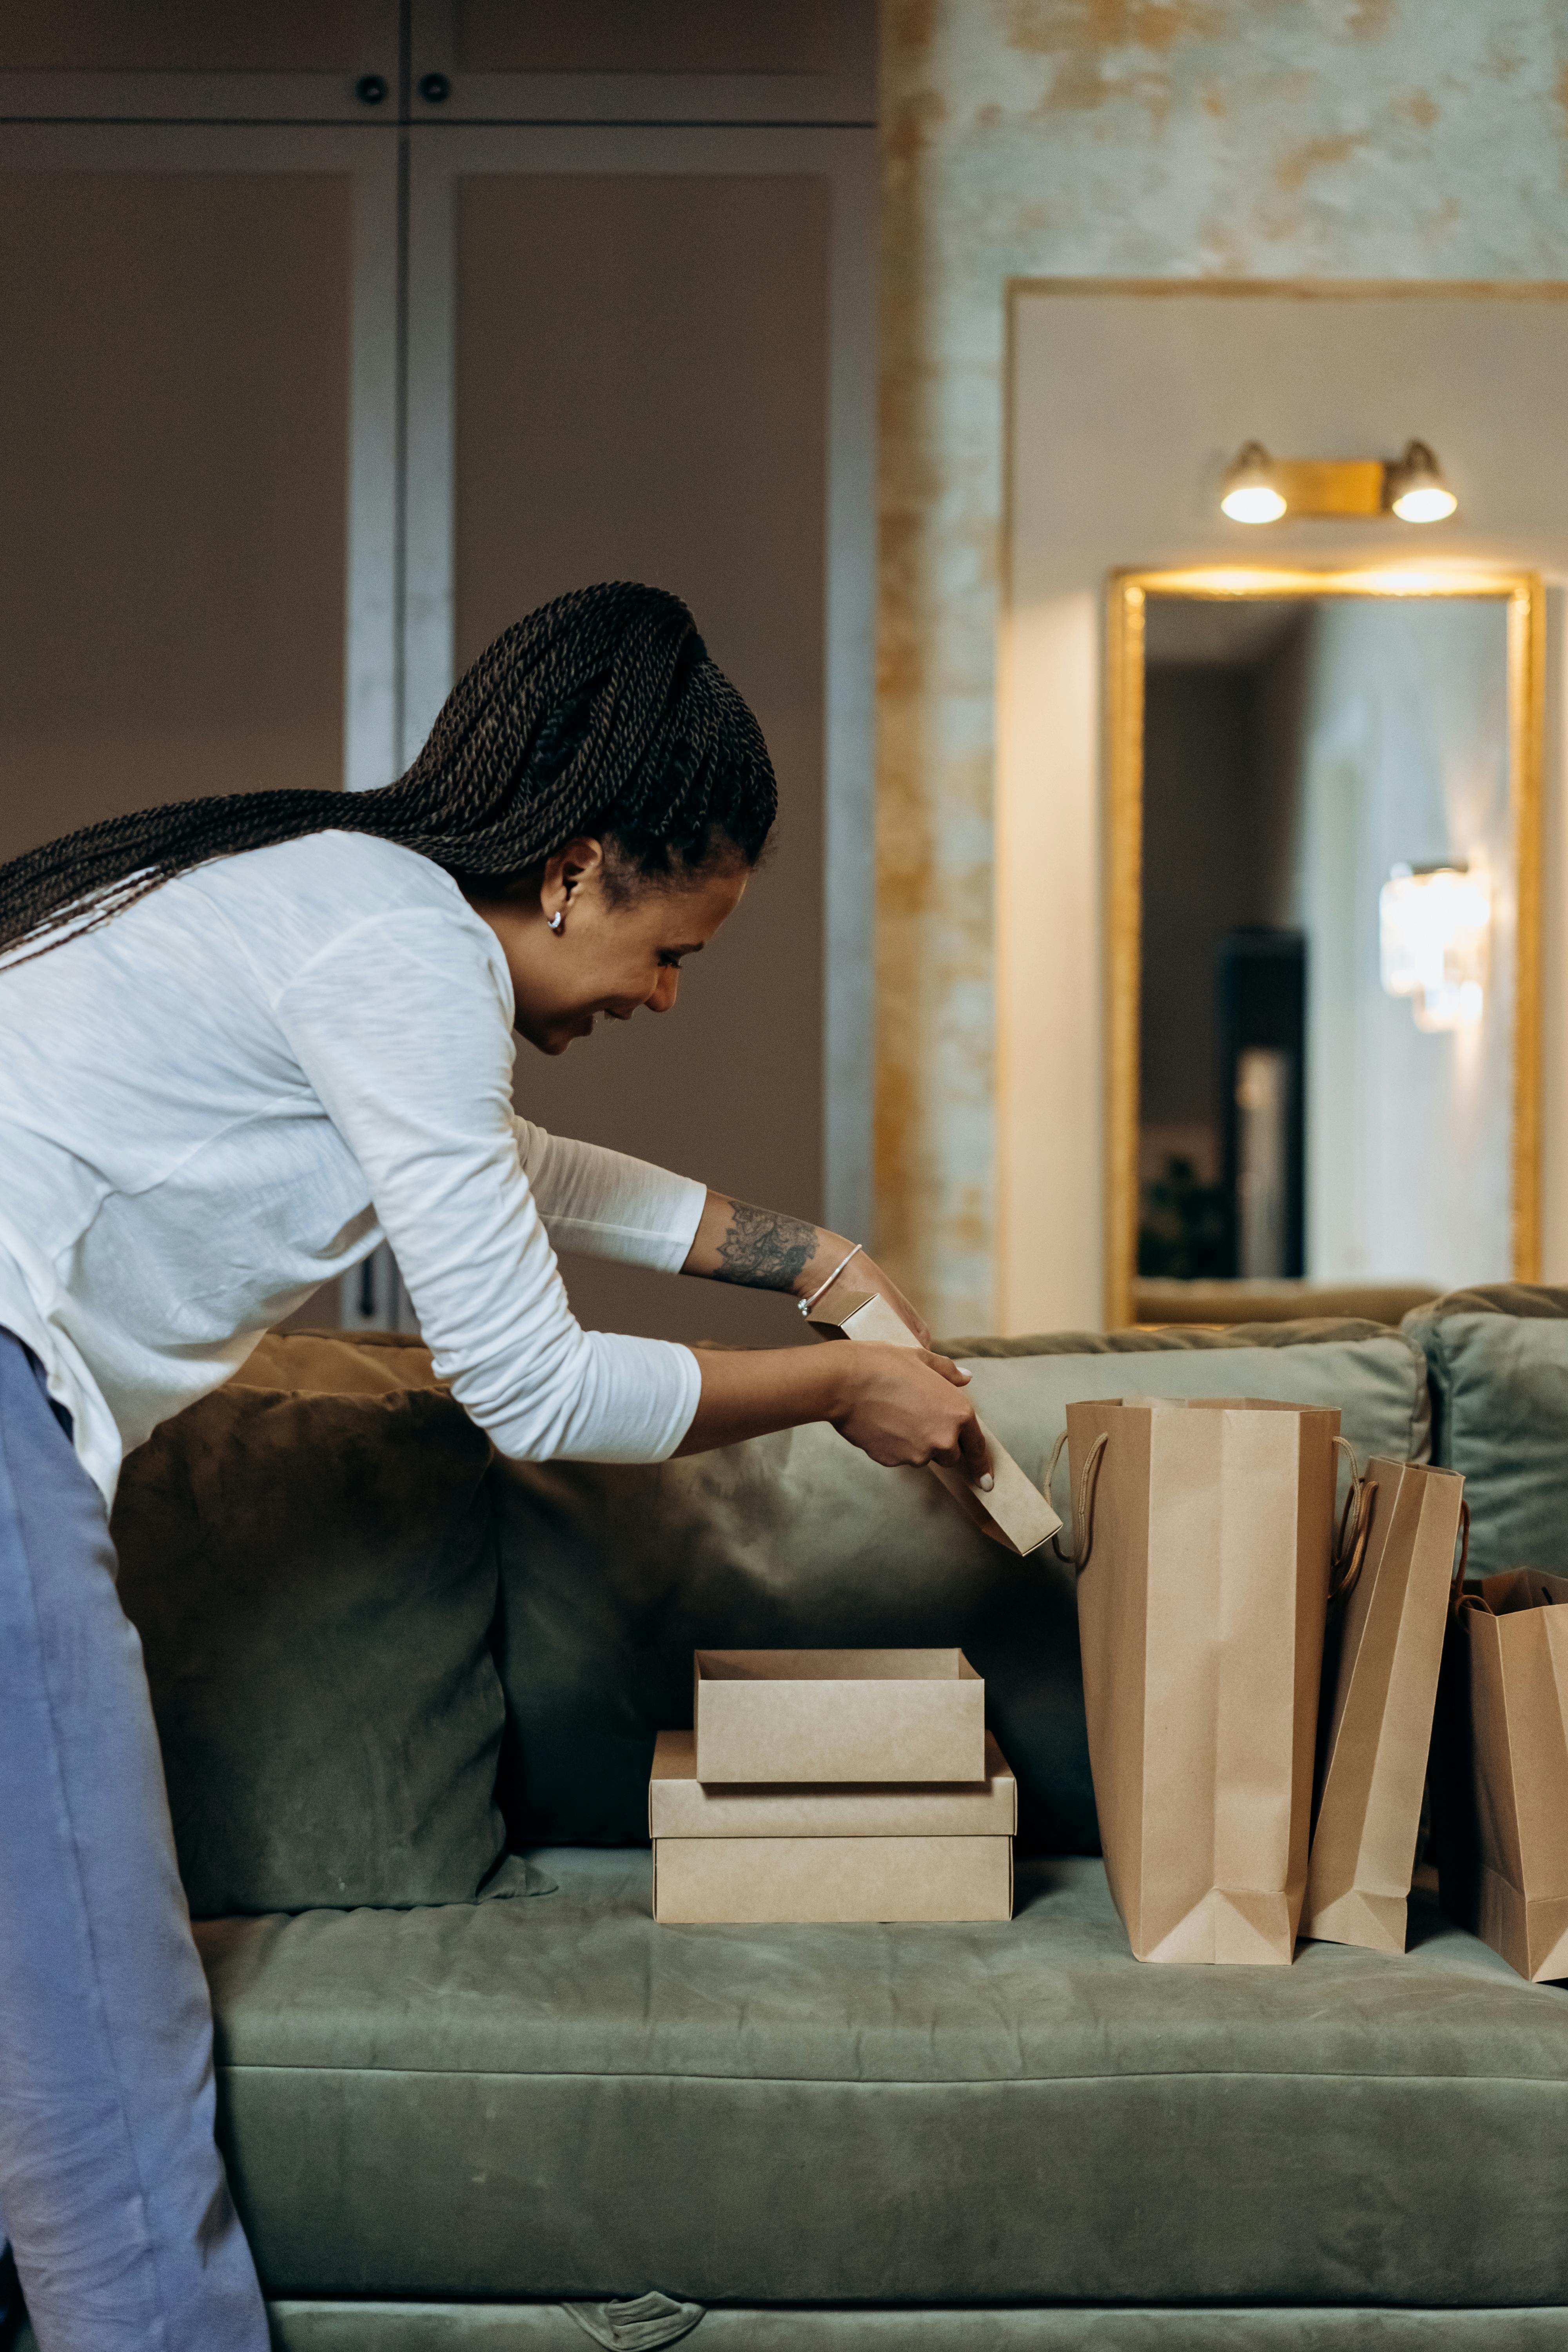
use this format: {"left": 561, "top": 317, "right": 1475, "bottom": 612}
{"left": 0, "top": 831, "right": 707, "bottom": 1506}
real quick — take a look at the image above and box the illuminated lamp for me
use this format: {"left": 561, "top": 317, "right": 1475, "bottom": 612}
{"left": 1386, "top": 440, "right": 1459, "bottom": 524}
{"left": 1378, "top": 862, "right": 1489, "bottom": 1033}
{"left": 1220, "top": 441, "right": 1287, "bottom": 524}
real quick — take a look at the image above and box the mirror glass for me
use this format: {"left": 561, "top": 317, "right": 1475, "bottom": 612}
{"left": 1136, "top": 590, "right": 1517, "bottom": 1303}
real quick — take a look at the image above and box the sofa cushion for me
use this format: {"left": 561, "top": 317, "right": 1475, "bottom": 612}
{"left": 198, "top": 2305, "right": 1568, "bottom": 2349}
{"left": 492, "top": 1334, "right": 1430, "bottom": 1853}
{"left": 237, "top": 1327, "right": 449, "bottom": 1399}
{"left": 197, "top": 1847, "right": 1568, "bottom": 2310}
{"left": 113, "top": 1377, "right": 507, "bottom": 1915}
{"left": 940, "top": 1316, "right": 1421, "bottom": 1356}
{"left": 1402, "top": 1287, "right": 1568, "bottom": 1580}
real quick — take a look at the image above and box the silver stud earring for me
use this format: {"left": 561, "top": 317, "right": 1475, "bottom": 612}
{"left": 548, "top": 911, "right": 564, "bottom": 934}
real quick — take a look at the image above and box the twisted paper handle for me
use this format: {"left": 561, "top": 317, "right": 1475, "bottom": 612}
{"left": 1447, "top": 1499, "right": 1473, "bottom": 1616}
{"left": 1047, "top": 1425, "right": 1380, "bottom": 1600}
{"left": 1044, "top": 1427, "right": 1109, "bottom": 1572}
{"left": 1328, "top": 1436, "right": 1376, "bottom": 1606}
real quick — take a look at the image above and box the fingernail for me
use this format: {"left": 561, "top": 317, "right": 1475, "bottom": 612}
{"left": 979, "top": 1473, "right": 995, "bottom": 1492}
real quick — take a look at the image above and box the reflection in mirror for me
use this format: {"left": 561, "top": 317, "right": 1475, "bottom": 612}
{"left": 1134, "top": 589, "right": 1523, "bottom": 1311}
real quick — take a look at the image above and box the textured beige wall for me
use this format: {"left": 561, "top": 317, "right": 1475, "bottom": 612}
{"left": 879, "top": 0, "right": 1568, "bottom": 1334}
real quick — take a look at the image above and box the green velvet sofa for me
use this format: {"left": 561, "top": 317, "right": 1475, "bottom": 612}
{"left": 13, "top": 1292, "right": 1568, "bottom": 2351}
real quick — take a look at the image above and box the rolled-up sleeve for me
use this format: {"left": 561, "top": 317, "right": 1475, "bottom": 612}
{"left": 271, "top": 908, "right": 701, "bottom": 1463}
{"left": 513, "top": 1119, "right": 705, "bottom": 1272}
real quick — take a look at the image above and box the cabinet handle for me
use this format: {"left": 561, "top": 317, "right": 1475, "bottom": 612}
{"left": 354, "top": 73, "right": 388, "bottom": 104}
{"left": 418, "top": 71, "right": 451, "bottom": 103}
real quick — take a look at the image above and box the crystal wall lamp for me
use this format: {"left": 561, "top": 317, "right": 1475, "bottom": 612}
{"left": 1379, "top": 863, "right": 1489, "bottom": 1033}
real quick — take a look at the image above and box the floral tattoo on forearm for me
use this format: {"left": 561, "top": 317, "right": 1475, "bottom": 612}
{"left": 710, "top": 1198, "right": 820, "bottom": 1293}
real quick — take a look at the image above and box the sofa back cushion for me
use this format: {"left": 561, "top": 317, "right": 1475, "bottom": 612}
{"left": 113, "top": 1348, "right": 507, "bottom": 1916}
{"left": 492, "top": 1328, "right": 1430, "bottom": 1854}
{"left": 1403, "top": 1286, "right": 1568, "bottom": 1580}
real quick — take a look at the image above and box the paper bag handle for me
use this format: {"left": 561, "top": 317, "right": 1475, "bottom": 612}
{"left": 1449, "top": 1499, "right": 1471, "bottom": 1604}
{"left": 1327, "top": 1437, "right": 1374, "bottom": 1606}
{"left": 1046, "top": 1425, "right": 1383, "bottom": 1598}
{"left": 1045, "top": 1428, "right": 1109, "bottom": 1572}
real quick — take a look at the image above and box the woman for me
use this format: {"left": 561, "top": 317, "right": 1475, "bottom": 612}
{"left": 0, "top": 581, "right": 987, "bottom": 2352}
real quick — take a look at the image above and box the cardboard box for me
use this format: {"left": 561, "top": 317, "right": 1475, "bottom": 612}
{"left": 693, "top": 1648, "right": 986, "bottom": 1784}
{"left": 650, "top": 1728, "right": 1016, "bottom": 1837}
{"left": 653, "top": 1834, "right": 1014, "bottom": 1924}
{"left": 807, "top": 1290, "right": 1062, "bottom": 1557}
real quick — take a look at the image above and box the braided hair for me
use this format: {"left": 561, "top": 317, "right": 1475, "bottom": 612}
{"left": 0, "top": 581, "right": 777, "bottom": 963}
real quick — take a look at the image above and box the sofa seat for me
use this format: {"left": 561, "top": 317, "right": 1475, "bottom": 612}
{"left": 198, "top": 1851, "right": 1568, "bottom": 2313}
{"left": 256, "top": 2306, "right": 1568, "bottom": 2348}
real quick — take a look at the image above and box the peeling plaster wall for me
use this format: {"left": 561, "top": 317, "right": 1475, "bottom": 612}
{"left": 878, "top": 0, "right": 1568, "bottom": 1333}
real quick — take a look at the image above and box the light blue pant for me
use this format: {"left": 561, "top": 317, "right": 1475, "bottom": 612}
{"left": 0, "top": 1330, "right": 268, "bottom": 2351}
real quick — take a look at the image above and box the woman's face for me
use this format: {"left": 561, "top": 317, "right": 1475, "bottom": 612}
{"left": 467, "top": 838, "right": 750, "bottom": 1055}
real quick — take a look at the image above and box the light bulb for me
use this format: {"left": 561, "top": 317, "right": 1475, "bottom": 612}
{"left": 1391, "top": 483, "right": 1458, "bottom": 523}
{"left": 1387, "top": 439, "right": 1457, "bottom": 524}
{"left": 1222, "top": 482, "right": 1289, "bottom": 524}
{"left": 1220, "top": 441, "right": 1286, "bottom": 525}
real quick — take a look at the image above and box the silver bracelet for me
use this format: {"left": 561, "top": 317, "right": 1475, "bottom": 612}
{"left": 798, "top": 1241, "right": 865, "bottom": 1317}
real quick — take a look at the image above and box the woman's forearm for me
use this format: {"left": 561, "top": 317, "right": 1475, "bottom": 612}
{"left": 679, "top": 1189, "right": 851, "bottom": 1301}
{"left": 679, "top": 1190, "right": 931, "bottom": 1345}
{"left": 673, "top": 1344, "right": 849, "bottom": 1454}
{"left": 673, "top": 1335, "right": 993, "bottom": 1484}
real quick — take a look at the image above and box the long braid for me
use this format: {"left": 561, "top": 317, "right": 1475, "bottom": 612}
{"left": 0, "top": 582, "right": 776, "bottom": 963}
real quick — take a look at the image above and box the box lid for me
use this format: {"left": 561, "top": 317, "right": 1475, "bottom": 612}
{"left": 651, "top": 1728, "right": 1017, "bottom": 1837}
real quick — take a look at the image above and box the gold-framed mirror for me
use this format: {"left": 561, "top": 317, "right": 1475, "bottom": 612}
{"left": 1105, "top": 566, "right": 1543, "bottom": 1331}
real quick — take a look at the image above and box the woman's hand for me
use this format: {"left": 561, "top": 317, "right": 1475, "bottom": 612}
{"left": 673, "top": 1340, "right": 991, "bottom": 1486}
{"left": 828, "top": 1343, "right": 990, "bottom": 1483}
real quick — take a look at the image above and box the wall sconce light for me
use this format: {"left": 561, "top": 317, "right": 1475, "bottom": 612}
{"left": 1378, "top": 862, "right": 1489, "bottom": 1032}
{"left": 1384, "top": 439, "right": 1459, "bottom": 523}
{"left": 1219, "top": 441, "right": 1288, "bottom": 524}
{"left": 1219, "top": 439, "right": 1458, "bottom": 526}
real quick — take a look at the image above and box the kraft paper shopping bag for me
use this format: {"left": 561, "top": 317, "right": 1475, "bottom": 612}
{"left": 1445, "top": 1570, "right": 1568, "bottom": 1983}
{"left": 1302, "top": 1461, "right": 1466, "bottom": 1954}
{"left": 1057, "top": 1397, "right": 1346, "bottom": 1965}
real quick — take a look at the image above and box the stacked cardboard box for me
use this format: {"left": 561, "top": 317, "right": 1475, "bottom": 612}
{"left": 650, "top": 1650, "right": 1015, "bottom": 1923}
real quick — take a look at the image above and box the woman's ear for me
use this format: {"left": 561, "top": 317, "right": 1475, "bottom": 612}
{"left": 541, "top": 837, "right": 606, "bottom": 924}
